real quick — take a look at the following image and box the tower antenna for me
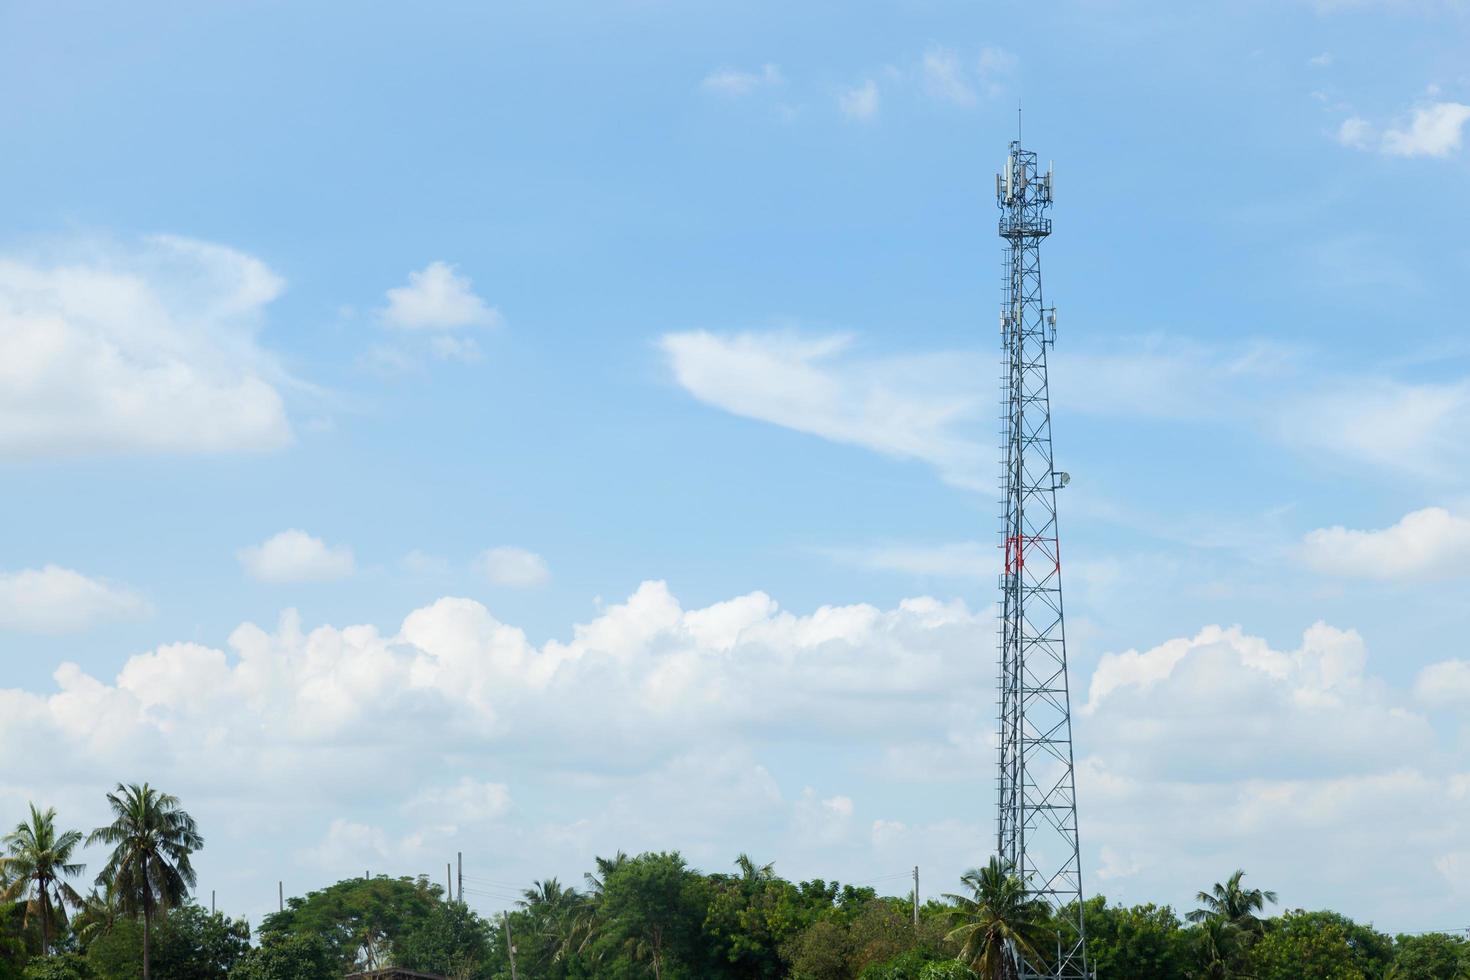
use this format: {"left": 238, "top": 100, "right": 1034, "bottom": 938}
{"left": 994, "top": 137, "right": 1090, "bottom": 979}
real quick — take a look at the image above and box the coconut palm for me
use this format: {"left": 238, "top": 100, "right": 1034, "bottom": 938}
{"left": 0, "top": 804, "right": 85, "bottom": 956}
{"left": 734, "top": 853, "right": 775, "bottom": 884}
{"left": 70, "top": 878, "right": 124, "bottom": 950}
{"left": 86, "top": 783, "right": 203, "bottom": 980}
{"left": 520, "top": 878, "right": 595, "bottom": 968}
{"left": 1187, "top": 870, "right": 1277, "bottom": 933}
{"left": 1190, "top": 916, "right": 1243, "bottom": 980}
{"left": 943, "top": 857, "right": 1050, "bottom": 980}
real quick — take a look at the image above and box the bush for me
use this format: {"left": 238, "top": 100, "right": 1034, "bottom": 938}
{"left": 22, "top": 956, "right": 95, "bottom": 980}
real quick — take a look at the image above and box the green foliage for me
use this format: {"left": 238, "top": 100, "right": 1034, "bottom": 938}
{"left": 1, "top": 805, "right": 86, "bottom": 956}
{"left": 256, "top": 876, "right": 439, "bottom": 973}
{"left": 85, "top": 905, "right": 247, "bottom": 980}
{"left": 942, "top": 858, "right": 1050, "bottom": 979}
{"left": 591, "top": 851, "right": 706, "bottom": 979}
{"left": 225, "top": 934, "right": 334, "bottom": 980}
{"left": 857, "top": 948, "right": 956, "bottom": 980}
{"left": 85, "top": 784, "right": 203, "bottom": 980}
{"left": 1390, "top": 932, "right": 1470, "bottom": 979}
{"left": 392, "top": 901, "right": 495, "bottom": 980}
{"left": 701, "top": 857, "right": 828, "bottom": 979}
{"left": 83, "top": 916, "right": 143, "bottom": 980}
{"left": 1072, "top": 896, "right": 1190, "bottom": 980}
{"left": 1188, "top": 870, "right": 1278, "bottom": 934}
{"left": 1248, "top": 909, "right": 1393, "bottom": 980}
{"left": 21, "top": 953, "right": 94, "bottom": 980}
{"left": 781, "top": 918, "right": 849, "bottom": 980}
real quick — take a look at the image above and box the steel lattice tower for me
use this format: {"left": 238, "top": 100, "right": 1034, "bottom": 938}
{"left": 995, "top": 140, "right": 1090, "bottom": 979}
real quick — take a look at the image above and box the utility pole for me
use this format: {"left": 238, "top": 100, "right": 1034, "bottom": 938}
{"left": 912, "top": 867, "right": 919, "bottom": 927}
{"left": 504, "top": 913, "right": 519, "bottom": 980}
{"left": 447, "top": 864, "right": 453, "bottom": 899}
{"left": 278, "top": 882, "right": 283, "bottom": 913}
{"left": 457, "top": 852, "right": 463, "bottom": 903}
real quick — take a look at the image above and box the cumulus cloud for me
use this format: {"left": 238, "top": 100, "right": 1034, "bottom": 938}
{"left": 1414, "top": 659, "right": 1470, "bottom": 707}
{"left": 1301, "top": 507, "right": 1470, "bottom": 579}
{"left": 1382, "top": 101, "right": 1470, "bottom": 156}
{"left": 660, "top": 330, "right": 986, "bottom": 487}
{"left": 701, "top": 64, "right": 783, "bottom": 97}
{"left": 238, "top": 530, "right": 355, "bottom": 583}
{"left": 1337, "top": 101, "right": 1470, "bottom": 157}
{"left": 1075, "top": 622, "right": 1466, "bottom": 919}
{"left": 0, "top": 584, "right": 1464, "bottom": 926}
{"left": 1083, "top": 622, "right": 1433, "bottom": 779}
{"left": 382, "top": 262, "right": 500, "bottom": 331}
{"left": 0, "top": 566, "right": 148, "bottom": 633}
{"left": 838, "top": 80, "right": 880, "bottom": 121}
{"left": 0, "top": 583, "right": 986, "bottom": 790}
{"left": 0, "top": 235, "right": 293, "bottom": 457}
{"left": 474, "top": 547, "right": 551, "bottom": 588}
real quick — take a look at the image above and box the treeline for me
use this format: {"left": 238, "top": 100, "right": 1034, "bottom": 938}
{"left": 3, "top": 792, "right": 1468, "bottom": 979}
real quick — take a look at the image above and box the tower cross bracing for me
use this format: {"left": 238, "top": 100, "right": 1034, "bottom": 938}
{"left": 995, "top": 140, "right": 1090, "bottom": 979}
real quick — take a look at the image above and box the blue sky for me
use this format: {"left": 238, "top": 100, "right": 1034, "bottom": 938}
{"left": 2, "top": 0, "right": 1468, "bottom": 935}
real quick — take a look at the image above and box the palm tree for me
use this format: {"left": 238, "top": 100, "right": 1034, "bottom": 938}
{"left": 0, "top": 804, "right": 85, "bottom": 956}
{"left": 734, "top": 853, "right": 775, "bottom": 884}
{"left": 70, "top": 877, "right": 124, "bottom": 950}
{"left": 86, "top": 783, "right": 203, "bottom": 980}
{"left": 1187, "top": 870, "right": 1277, "bottom": 933}
{"left": 520, "top": 878, "right": 595, "bottom": 968}
{"left": 1190, "top": 916, "right": 1243, "bottom": 980}
{"left": 943, "top": 857, "right": 1050, "bottom": 980}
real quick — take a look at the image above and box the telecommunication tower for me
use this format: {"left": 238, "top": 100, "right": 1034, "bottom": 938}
{"left": 995, "top": 141, "right": 1090, "bottom": 978}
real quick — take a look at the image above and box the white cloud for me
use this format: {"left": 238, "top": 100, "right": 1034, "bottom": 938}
{"left": 0, "top": 583, "right": 1465, "bottom": 926}
{"left": 1338, "top": 101, "right": 1470, "bottom": 157}
{"left": 1084, "top": 622, "right": 1432, "bottom": 779}
{"left": 660, "top": 330, "right": 986, "bottom": 487}
{"left": 1076, "top": 622, "right": 1466, "bottom": 919}
{"left": 794, "top": 789, "right": 855, "bottom": 845}
{"left": 0, "top": 565, "right": 147, "bottom": 633}
{"left": 1301, "top": 507, "right": 1470, "bottom": 579}
{"left": 838, "top": 79, "right": 880, "bottom": 121}
{"left": 1382, "top": 101, "right": 1470, "bottom": 156}
{"left": 402, "top": 549, "right": 450, "bottom": 575}
{"left": 918, "top": 45, "right": 1015, "bottom": 106}
{"left": 1414, "top": 659, "right": 1470, "bottom": 707}
{"left": 977, "top": 47, "right": 1017, "bottom": 77}
{"left": 701, "top": 64, "right": 783, "bottom": 97}
{"left": 662, "top": 328, "right": 1470, "bottom": 484}
{"left": 1282, "top": 379, "right": 1470, "bottom": 478}
{"left": 406, "top": 777, "right": 512, "bottom": 825}
{"left": 430, "top": 335, "right": 483, "bottom": 363}
{"left": 0, "top": 235, "right": 293, "bottom": 458}
{"left": 1336, "top": 116, "right": 1373, "bottom": 148}
{"left": 238, "top": 530, "right": 355, "bottom": 583}
{"left": 1309, "top": 52, "right": 1334, "bottom": 67}
{"left": 827, "top": 541, "right": 990, "bottom": 579}
{"left": 382, "top": 262, "right": 500, "bottom": 331}
{"left": 475, "top": 546, "right": 551, "bottom": 588}
{"left": 920, "top": 47, "right": 976, "bottom": 106}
